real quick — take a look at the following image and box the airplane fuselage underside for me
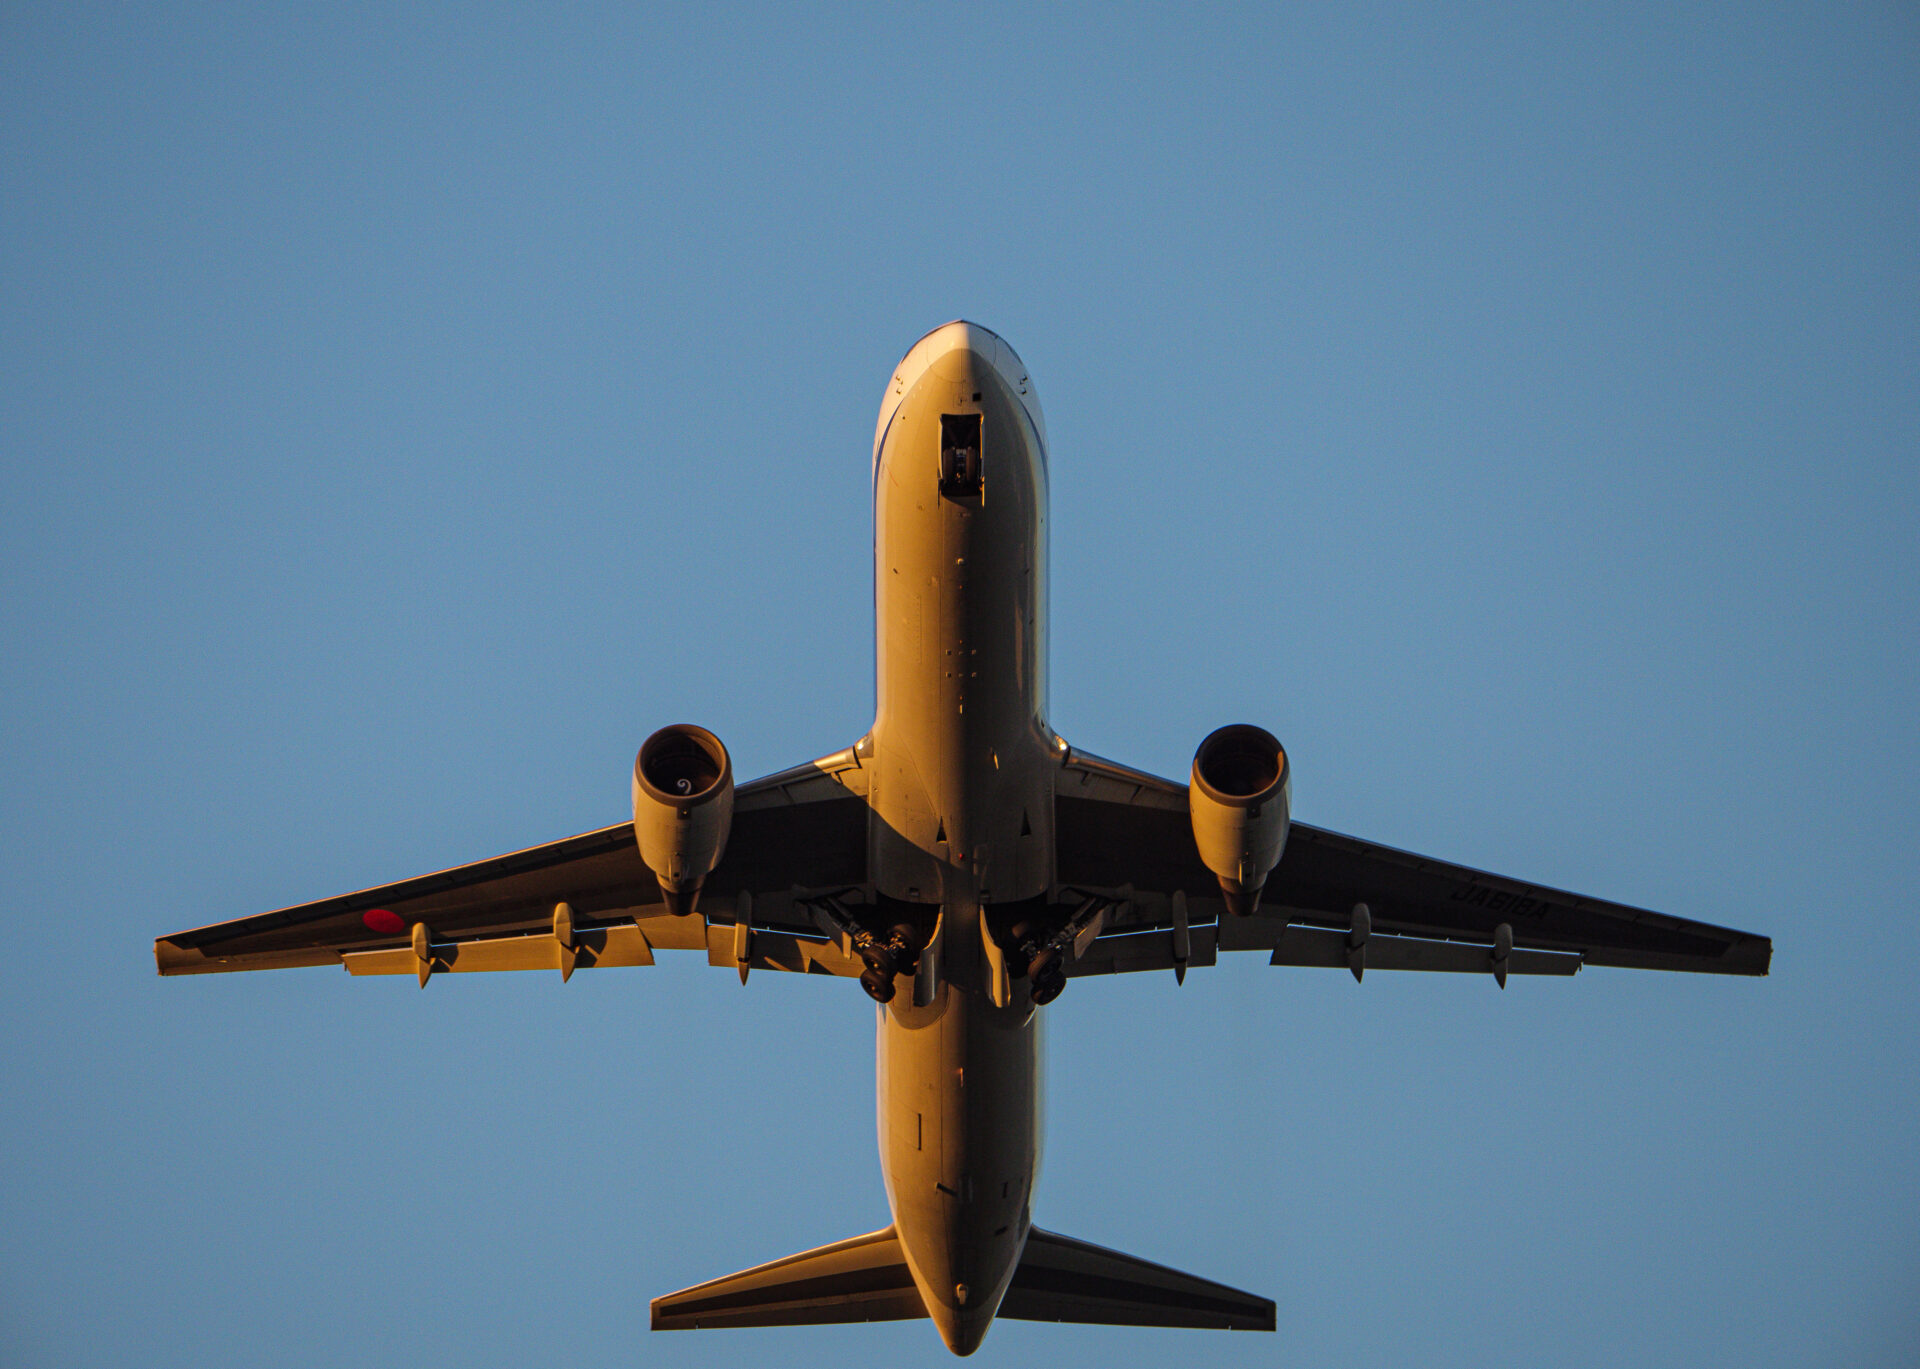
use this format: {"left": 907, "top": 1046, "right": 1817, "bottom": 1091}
{"left": 869, "top": 323, "right": 1054, "bottom": 1353}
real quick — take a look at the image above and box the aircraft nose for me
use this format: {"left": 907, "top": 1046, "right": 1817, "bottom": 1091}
{"left": 874, "top": 319, "right": 1047, "bottom": 470}
{"left": 924, "top": 321, "right": 1022, "bottom": 396}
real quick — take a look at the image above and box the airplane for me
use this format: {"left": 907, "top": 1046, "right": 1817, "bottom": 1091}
{"left": 156, "top": 321, "right": 1773, "bottom": 1355}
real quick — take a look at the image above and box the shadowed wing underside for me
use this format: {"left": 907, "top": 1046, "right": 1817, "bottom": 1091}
{"left": 155, "top": 751, "right": 874, "bottom": 977}
{"left": 1053, "top": 748, "right": 1771, "bottom": 979}
{"left": 157, "top": 742, "right": 1771, "bottom": 983}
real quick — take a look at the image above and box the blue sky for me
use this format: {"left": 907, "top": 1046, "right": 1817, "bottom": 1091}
{"left": 3, "top": 4, "right": 1915, "bottom": 1366}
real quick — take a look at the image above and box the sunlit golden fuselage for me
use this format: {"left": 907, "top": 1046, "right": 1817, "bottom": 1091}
{"left": 868, "top": 323, "right": 1052, "bottom": 1355}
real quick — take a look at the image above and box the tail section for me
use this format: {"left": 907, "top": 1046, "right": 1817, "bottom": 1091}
{"left": 998, "top": 1227, "right": 1275, "bottom": 1331}
{"left": 651, "top": 1226, "right": 926, "bottom": 1330}
{"left": 651, "top": 1223, "right": 1273, "bottom": 1339}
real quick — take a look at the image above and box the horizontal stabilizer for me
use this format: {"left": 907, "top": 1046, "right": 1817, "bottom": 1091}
{"left": 999, "top": 1227, "right": 1275, "bottom": 1331}
{"left": 651, "top": 1226, "right": 926, "bottom": 1330}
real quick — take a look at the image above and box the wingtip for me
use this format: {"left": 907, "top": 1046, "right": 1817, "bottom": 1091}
{"left": 154, "top": 937, "right": 195, "bottom": 977}
{"left": 1732, "top": 936, "right": 1774, "bottom": 977}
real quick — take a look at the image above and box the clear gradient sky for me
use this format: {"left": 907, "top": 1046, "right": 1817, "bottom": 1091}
{"left": 3, "top": 5, "right": 1916, "bottom": 1367}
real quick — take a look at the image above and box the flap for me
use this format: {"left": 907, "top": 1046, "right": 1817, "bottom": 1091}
{"left": 338, "top": 916, "right": 867, "bottom": 981}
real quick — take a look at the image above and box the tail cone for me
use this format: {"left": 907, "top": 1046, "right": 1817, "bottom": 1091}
{"left": 658, "top": 882, "right": 702, "bottom": 918}
{"left": 1219, "top": 882, "right": 1262, "bottom": 918}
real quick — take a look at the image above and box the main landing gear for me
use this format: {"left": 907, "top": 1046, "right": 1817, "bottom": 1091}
{"left": 1025, "top": 947, "right": 1067, "bottom": 1005}
{"left": 996, "top": 903, "right": 1069, "bottom": 1006}
{"left": 854, "top": 924, "right": 921, "bottom": 1004}
{"left": 804, "top": 894, "right": 928, "bottom": 1005}
{"left": 998, "top": 895, "right": 1117, "bottom": 1006}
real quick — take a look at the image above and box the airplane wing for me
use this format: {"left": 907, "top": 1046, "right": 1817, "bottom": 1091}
{"left": 155, "top": 748, "right": 876, "bottom": 981}
{"left": 1051, "top": 747, "right": 1771, "bottom": 982}
{"left": 160, "top": 739, "right": 1772, "bottom": 986}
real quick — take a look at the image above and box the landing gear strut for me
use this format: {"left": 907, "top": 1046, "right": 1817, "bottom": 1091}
{"left": 854, "top": 925, "right": 921, "bottom": 1003}
{"left": 855, "top": 923, "right": 922, "bottom": 1003}
{"left": 805, "top": 895, "right": 924, "bottom": 1004}
{"left": 1006, "top": 896, "right": 1111, "bottom": 1006}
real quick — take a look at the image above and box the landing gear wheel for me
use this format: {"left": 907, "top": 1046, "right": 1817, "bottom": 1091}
{"left": 1030, "top": 965, "right": 1066, "bottom": 1005}
{"left": 885, "top": 925, "right": 922, "bottom": 981}
{"left": 859, "top": 967, "right": 896, "bottom": 1003}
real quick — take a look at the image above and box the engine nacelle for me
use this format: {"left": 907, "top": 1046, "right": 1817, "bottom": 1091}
{"left": 632, "top": 724, "right": 734, "bottom": 917}
{"left": 1189, "top": 724, "right": 1291, "bottom": 917}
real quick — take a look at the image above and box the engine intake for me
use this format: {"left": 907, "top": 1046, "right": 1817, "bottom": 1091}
{"left": 632, "top": 724, "right": 734, "bottom": 916}
{"left": 1190, "top": 724, "right": 1291, "bottom": 917}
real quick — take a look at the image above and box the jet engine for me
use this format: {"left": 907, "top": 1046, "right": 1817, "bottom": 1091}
{"left": 632, "top": 724, "right": 734, "bottom": 917}
{"left": 1189, "top": 724, "right": 1291, "bottom": 917}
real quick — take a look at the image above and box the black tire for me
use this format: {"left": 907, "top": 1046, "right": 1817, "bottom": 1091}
{"left": 859, "top": 967, "right": 896, "bottom": 1003}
